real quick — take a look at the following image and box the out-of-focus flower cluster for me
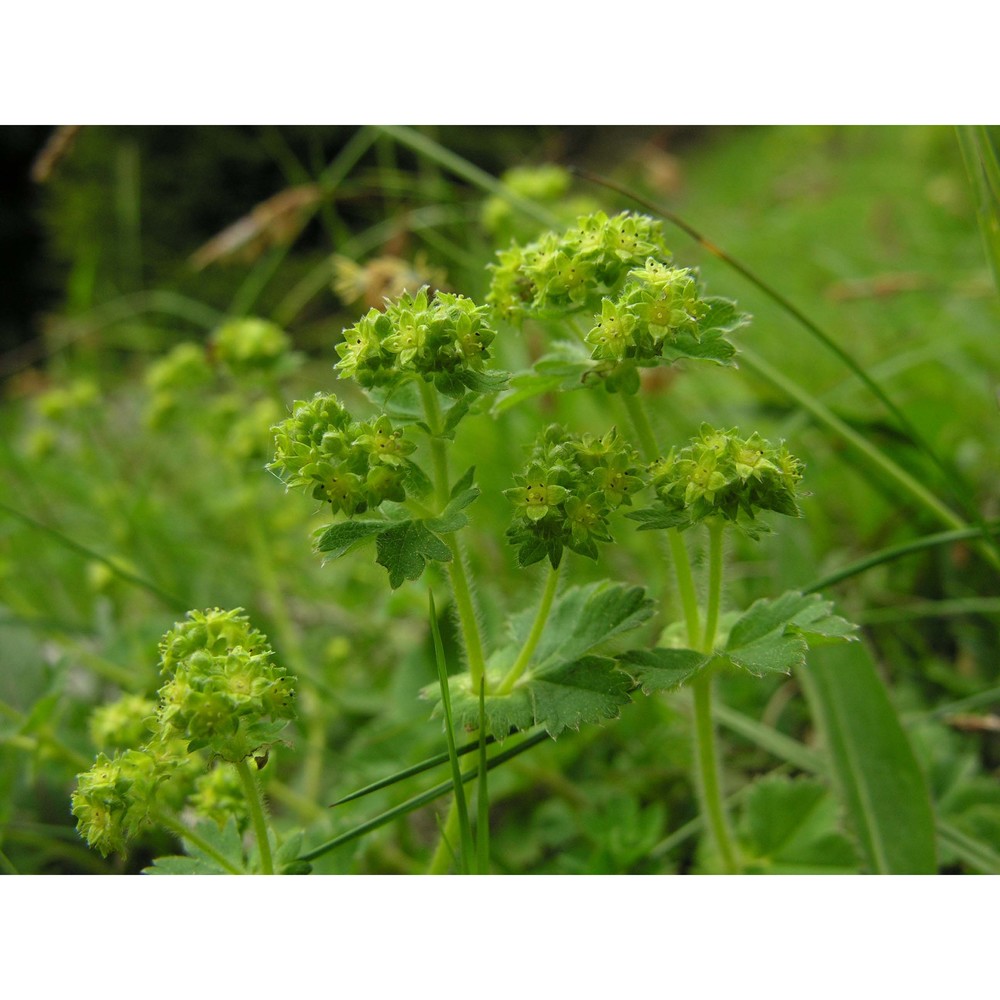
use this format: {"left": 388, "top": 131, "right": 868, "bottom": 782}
{"left": 72, "top": 609, "right": 295, "bottom": 856}
{"left": 487, "top": 211, "right": 673, "bottom": 321}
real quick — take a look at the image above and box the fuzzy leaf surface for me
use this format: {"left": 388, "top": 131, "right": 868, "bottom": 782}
{"left": 617, "top": 647, "right": 710, "bottom": 694}
{"left": 508, "top": 580, "right": 654, "bottom": 670}
{"left": 434, "top": 581, "right": 653, "bottom": 738}
{"left": 740, "top": 776, "right": 860, "bottom": 874}
{"left": 376, "top": 520, "right": 452, "bottom": 588}
{"left": 720, "top": 590, "right": 858, "bottom": 676}
{"left": 446, "top": 654, "right": 633, "bottom": 738}
{"left": 315, "top": 519, "right": 387, "bottom": 560}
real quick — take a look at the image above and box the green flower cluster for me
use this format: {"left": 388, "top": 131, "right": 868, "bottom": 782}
{"left": 644, "top": 425, "right": 804, "bottom": 531}
{"left": 487, "top": 211, "right": 673, "bottom": 321}
{"left": 211, "top": 317, "right": 299, "bottom": 379}
{"left": 70, "top": 747, "right": 175, "bottom": 857}
{"left": 335, "top": 287, "right": 497, "bottom": 395}
{"left": 157, "top": 608, "right": 296, "bottom": 760}
{"left": 72, "top": 609, "right": 296, "bottom": 856}
{"left": 88, "top": 694, "right": 158, "bottom": 751}
{"left": 269, "top": 393, "right": 417, "bottom": 516}
{"left": 584, "top": 259, "right": 708, "bottom": 363}
{"left": 505, "top": 425, "right": 646, "bottom": 567}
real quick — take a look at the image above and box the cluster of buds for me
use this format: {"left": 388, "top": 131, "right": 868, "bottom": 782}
{"left": 505, "top": 425, "right": 646, "bottom": 567}
{"left": 72, "top": 609, "right": 295, "bottom": 857}
{"left": 487, "top": 211, "right": 673, "bottom": 321}
{"left": 156, "top": 608, "right": 296, "bottom": 761}
{"left": 269, "top": 393, "right": 417, "bottom": 516}
{"left": 480, "top": 165, "right": 601, "bottom": 245}
{"left": 210, "top": 318, "right": 299, "bottom": 380}
{"left": 335, "top": 287, "right": 497, "bottom": 396}
{"left": 584, "top": 259, "right": 708, "bottom": 364}
{"left": 70, "top": 747, "right": 175, "bottom": 857}
{"left": 644, "top": 425, "right": 804, "bottom": 531}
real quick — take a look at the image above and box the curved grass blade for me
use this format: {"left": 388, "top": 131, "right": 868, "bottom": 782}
{"left": 329, "top": 735, "right": 496, "bottom": 807}
{"left": 804, "top": 522, "right": 1000, "bottom": 594}
{"left": 476, "top": 677, "right": 490, "bottom": 874}
{"left": 956, "top": 126, "right": 1000, "bottom": 298}
{"left": 797, "top": 642, "right": 937, "bottom": 873}
{"left": 298, "top": 730, "right": 550, "bottom": 863}
{"left": 573, "top": 167, "right": 1000, "bottom": 569}
{"left": 0, "top": 500, "right": 188, "bottom": 611}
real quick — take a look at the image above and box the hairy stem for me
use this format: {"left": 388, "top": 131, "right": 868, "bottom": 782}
{"left": 235, "top": 758, "right": 275, "bottom": 875}
{"left": 497, "top": 562, "right": 562, "bottom": 694}
{"left": 419, "top": 380, "right": 486, "bottom": 688}
{"left": 702, "top": 518, "right": 725, "bottom": 651}
{"left": 667, "top": 528, "right": 701, "bottom": 645}
{"left": 690, "top": 674, "right": 740, "bottom": 874}
{"left": 621, "top": 390, "right": 659, "bottom": 463}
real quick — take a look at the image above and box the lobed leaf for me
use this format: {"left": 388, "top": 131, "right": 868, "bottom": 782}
{"left": 720, "top": 590, "right": 857, "bottom": 677}
{"left": 315, "top": 519, "right": 387, "bottom": 560}
{"left": 376, "top": 520, "right": 452, "bottom": 589}
{"left": 739, "top": 776, "right": 859, "bottom": 874}
{"left": 617, "top": 647, "right": 710, "bottom": 694}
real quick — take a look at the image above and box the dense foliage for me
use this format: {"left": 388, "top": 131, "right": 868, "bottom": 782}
{"left": 1, "top": 125, "right": 998, "bottom": 875}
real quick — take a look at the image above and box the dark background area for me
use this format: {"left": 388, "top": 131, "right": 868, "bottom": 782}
{"left": 0, "top": 125, "right": 705, "bottom": 362}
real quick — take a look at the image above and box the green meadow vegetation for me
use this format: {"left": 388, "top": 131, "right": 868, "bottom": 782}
{"left": 2, "top": 125, "right": 998, "bottom": 875}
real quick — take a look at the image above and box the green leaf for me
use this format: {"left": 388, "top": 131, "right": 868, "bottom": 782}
{"left": 618, "top": 647, "right": 710, "bottom": 694}
{"left": 376, "top": 520, "right": 452, "bottom": 588}
{"left": 433, "top": 582, "right": 653, "bottom": 738}
{"left": 720, "top": 590, "right": 857, "bottom": 677}
{"left": 144, "top": 816, "right": 246, "bottom": 875}
{"left": 426, "top": 472, "right": 480, "bottom": 534}
{"left": 625, "top": 504, "right": 690, "bottom": 531}
{"left": 143, "top": 854, "right": 229, "bottom": 875}
{"left": 740, "top": 776, "right": 860, "bottom": 874}
{"left": 527, "top": 655, "right": 635, "bottom": 734}
{"left": 509, "top": 580, "right": 654, "bottom": 671}
{"left": 445, "top": 654, "right": 633, "bottom": 738}
{"left": 457, "top": 368, "right": 511, "bottom": 394}
{"left": 798, "top": 643, "right": 938, "bottom": 873}
{"left": 315, "top": 519, "right": 387, "bottom": 559}
{"left": 493, "top": 346, "right": 598, "bottom": 415}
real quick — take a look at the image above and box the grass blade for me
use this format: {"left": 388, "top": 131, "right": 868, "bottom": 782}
{"left": 298, "top": 730, "right": 550, "bottom": 863}
{"left": 476, "top": 677, "right": 490, "bottom": 874}
{"left": 429, "top": 590, "right": 474, "bottom": 873}
{"left": 956, "top": 126, "right": 1000, "bottom": 298}
{"left": 797, "top": 643, "right": 937, "bottom": 873}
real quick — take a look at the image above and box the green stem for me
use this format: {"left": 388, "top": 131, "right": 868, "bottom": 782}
{"left": 497, "top": 562, "right": 561, "bottom": 694}
{"left": 620, "top": 390, "right": 659, "bottom": 462}
{"left": 152, "top": 809, "right": 244, "bottom": 874}
{"left": 427, "top": 798, "right": 461, "bottom": 874}
{"left": 667, "top": 528, "right": 701, "bottom": 646}
{"left": 702, "top": 519, "right": 725, "bottom": 651}
{"left": 691, "top": 674, "right": 739, "bottom": 874}
{"left": 235, "top": 758, "right": 275, "bottom": 875}
{"left": 418, "top": 380, "right": 486, "bottom": 689}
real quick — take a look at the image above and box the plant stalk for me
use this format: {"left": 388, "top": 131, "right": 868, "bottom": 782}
{"left": 691, "top": 673, "right": 739, "bottom": 874}
{"left": 419, "top": 380, "right": 487, "bottom": 688}
{"left": 235, "top": 758, "right": 275, "bottom": 874}
{"left": 497, "top": 562, "right": 561, "bottom": 694}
